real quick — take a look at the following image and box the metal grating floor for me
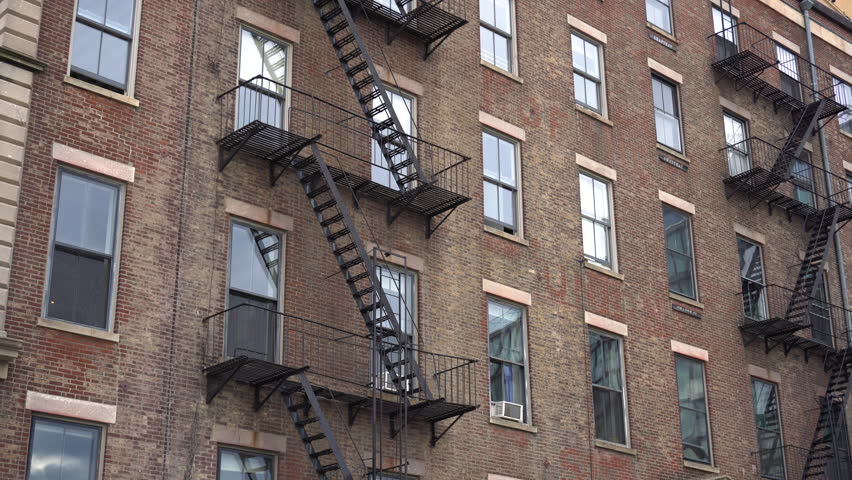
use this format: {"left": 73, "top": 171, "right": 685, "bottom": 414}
{"left": 346, "top": 0, "right": 467, "bottom": 44}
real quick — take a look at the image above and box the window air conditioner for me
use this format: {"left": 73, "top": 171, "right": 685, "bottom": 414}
{"left": 490, "top": 401, "right": 524, "bottom": 422}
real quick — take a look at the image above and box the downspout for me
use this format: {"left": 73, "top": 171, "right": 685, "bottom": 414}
{"left": 800, "top": 0, "right": 852, "bottom": 346}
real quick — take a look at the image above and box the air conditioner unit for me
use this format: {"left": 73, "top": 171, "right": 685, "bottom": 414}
{"left": 490, "top": 401, "right": 524, "bottom": 422}
{"left": 381, "top": 370, "right": 410, "bottom": 392}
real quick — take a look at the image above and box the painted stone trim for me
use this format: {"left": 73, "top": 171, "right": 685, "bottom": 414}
{"left": 236, "top": 6, "right": 300, "bottom": 44}
{"left": 365, "top": 241, "right": 425, "bottom": 271}
{"left": 671, "top": 340, "right": 709, "bottom": 361}
{"left": 658, "top": 190, "right": 695, "bottom": 214}
{"left": 26, "top": 391, "right": 117, "bottom": 424}
{"left": 212, "top": 424, "right": 287, "bottom": 452}
{"left": 567, "top": 14, "right": 607, "bottom": 44}
{"left": 719, "top": 96, "right": 751, "bottom": 120}
{"left": 375, "top": 65, "right": 424, "bottom": 97}
{"left": 733, "top": 223, "right": 765, "bottom": 245}
{"left": 584, "top": 311, "right": 628, "bottom": 336}
{"left": 225, "top": 197, "right": 294, "bottom": 231}
{"left": 479, "top": 111, "right": 526, "bottom": 141}
{"left": 52, "top": 142, "right": 136, "bottom": 183}
{"left": 482, "top": 278, "right": 532, "bottom": 306}
{"left": 576, "top": 153, "right": 616, "bottom": 181}
{"left": 647, "top": 58, "right": 683, "bottom": 84}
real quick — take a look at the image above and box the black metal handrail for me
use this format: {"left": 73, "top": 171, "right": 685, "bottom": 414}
{"left": 217, "top": 76, "right": 471, "bottom": 198}
{"left": 751, "top": 444, "right": 851, "bottom": 480}
{"left": 202, "top": 303, "right": 479, "bottom": 408}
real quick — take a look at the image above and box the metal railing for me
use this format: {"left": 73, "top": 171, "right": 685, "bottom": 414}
{"left": 202, "top": 303, "right": 478, "bottom": 408}
{"left": 348, "top": 0, "right": 466, "bottom": 20}
{"left": 217, "top": 76, "right": 471, "bottom": 199}
{"left": 752, "top": 444, "right": 851, "bottom": 480}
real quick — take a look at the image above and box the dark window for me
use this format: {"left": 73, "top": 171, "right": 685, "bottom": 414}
{"left": 27, "top": 417, "right": 102, "bottom": 480}
{"left": 752, "top": 379, "right": 785, "bottom": 480}
{"left": 824, "top": 398, "right": 851, "bottom": 480}
{"left": 776, "top": 45, "right": 802, "bottom": 102}
{"left": 480, "top": 0, "right": 513, "bottom": 71}
{"left": 218, "top": 447, "right": 275, "bottom": 480}
{"left": 483, "top": 131, "right": 519, "bottom": 234}
{"left": 571, "top": 33, "right": 603, "bottom": 113}
{"left": 792, "top": 153, "right": 816, "bottom": 208}
{"left": 676, "top": 355, "right": 711, "bottom": 464}
{"left": 723, "top": 113, "right": 750, "bottom": 176}
{"left": 46, "top": 170, "right": 120, "bottom": 330}
{"left": 488, "top": 299, "right": 528, "bottom": 422}
{"left": 810, "top": 273, "right": 833, "bottom": 346}
{"left": 237, "top": 27, "right": 289, "bottom": 129}
{"left": 712, "top": 7, "right": 737, "bottom": 59}
{"left": 70, "top": 0, "right": 136, "bottom": 93}
{"left": 653, "top": 76, "right": 682, "bottom": 152}
{"left": 738, "top": 238, "right": 767, "bottom": 321}
{"left": 646, "top": 0, "right": 673, "bottom": 33}
{"left": 834, "top": 79, "right": 852, "bottom": 135}
{"left": 663, "top": 206, "right": 696, "bottom": 299}
{"left": 372, "top": 264, "right": 416, "bottom": 392}
{"left": 589, "top": 330, "right": 628, "bottom": 445}
{"left": 226, "top": 223, "right": 281, "bottom": 362}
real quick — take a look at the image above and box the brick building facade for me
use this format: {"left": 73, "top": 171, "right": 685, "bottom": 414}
{"left": 1, "top": 0, "right": 852, "bottom": 479}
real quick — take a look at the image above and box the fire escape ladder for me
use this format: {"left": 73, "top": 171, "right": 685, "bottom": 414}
{"left": 802, "top": 348, "right": 852, "bottom": 479}
{"left": 784, "top": 206, "right": 840, "bottom": 325}
{"left": 313, "top": 0, "right": 427, "bottom": 193}
{"left": 770, "top": 99, "right": 826, "bottom": 181}
{"left": 283, "top": 372, "right": 354, "bottom": 480}
{"left": 293, "top": 143, "right": 433, "bottom": 401}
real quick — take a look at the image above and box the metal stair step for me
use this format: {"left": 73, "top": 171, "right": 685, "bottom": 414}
{"left": 340, "top": 48, "right": 362, "bottom": 63}
{"left": 320, "top": 214, "right": 344, "bottom": 227}
{"left": 295, "top": 416, "right": 320, "bottom": 427}
{"left": 314, "top": 199, "right": 338, "bottom": 213}
{"left": 339, "top": 256, "right": 364, "bottom": 270}
{"left": 327, "top": 228, "right": 351, "bottom": 241}
{"left": 310, "top": 449, "right": 334, "bottom": 458}
{"left": 303, "top": 433, "right": 326, "bottom": 443}
{"left": 320, "top": 7, "right": 342, "bottom": 22}
{"left": 317, "top": 464, "right": 341, "bottom": 474}
{"left": 333, "top": 242, "right": 357, "bottom": 256}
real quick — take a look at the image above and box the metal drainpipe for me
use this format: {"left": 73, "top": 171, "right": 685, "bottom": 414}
{"left": 800, "top": 0, "right": 852, "bottom": 345}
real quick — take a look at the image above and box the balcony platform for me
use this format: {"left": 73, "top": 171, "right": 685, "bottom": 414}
{"left": 741, "top": 317, "right": 836, "bottom": 359}
{"left": 347, "top": 0, "right": 467, "bottom": 55}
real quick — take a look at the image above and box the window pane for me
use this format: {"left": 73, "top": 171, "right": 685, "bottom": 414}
{"left": 494, "top": 34, "right": 510, "bottom": 71}
{"left": 493, "top": 0, "right": 511, "bottom": 33}
{"left": 55, "top": 172, "right": 119, "bottom": 255}
{"left": 47, "top": 247, "right": 111, "bottom": 329}
{"left": 71, "top": 22, "right": 102, "bottom": 77}
{"left": 574, "top": 73, "right": 587, "bottom": 106}
{"left": 776, "top": 46, "right": 799, "bottom": 80}
{"left": 664, "top": 207, "right": 691, "bottom": 256}
{"left": 589, "top": 332, "right": 622, "bottom": 390}
{"left": 582, "top": 218, "right": 597, "bottom": 259}
{"left": 376, "top": 265, "right": 414, "bottom": 334}
{"left": 680, "top": 408, "right": 711, "bottom": 463}
{"left": 499, "top": 185, "right": 514, "bottom": 226}
{"left": 646, "top": 0, "right": 672, "bottom": 33}
{"left": 585, "top": 78, "right": 600, "bottom": 111}
{"left": 99, "top": 33, "right": 129, "bottom": 87}
{"left": 757, "top": 430, "right": 785, "bottom": 479}
{"left": 480, "top": 27, "right": 495, "bottom": 65}
{"left": 579, "top": 174, "right": 595, "bottom": 217}
{"left": 78, "top": 0, "right": 107, "bottom": 24}
{"left": 229, "top": 223, "right": 280, "bottom": 299}
{"left": 488, "top": 301, "right": 524, "bottom": 364}
{"left": 218, "top": 448, "right": 274, "bottom": 480}
{"left": 593, "top": 178, "right": 609, "bottom": 222}
{"left": 593, "top": 222, "right": 609, "bottom": 264}
{"left": 584, "top": 41, "right": 600, "bottom": 79}
{"left": 676, "top": 357, "right": 707, "bottom": 413}
{"left": 484, "top": 180, "right": 499, "bottom": 221}
{"left": 105, "top": 0, "right": 134, "bottom": 34}
{"left": 227, "top": 292, "right": 277, "bottom": 361}
{"left": 752, "top": 380, "right": 781, "bottom": 432}
{"left": 593, "top": 387, "right": 626, "bottom": 445}
{"left": 479, "top": 0, "right": 494, "bottom": 26}
{"left": 28, "top": 418, "right": 101, "bottom": 480}
{"left": 571, "top": 35, "right": 585, "bottom": 71}
{"left": 483, "top": 134, "right": 500, "bottom": 181}
{"left": 498, "top": 138, "right": 516, "bottom": 186}
{"left": 738, "top": 239, "right": 764, "bottom": 284}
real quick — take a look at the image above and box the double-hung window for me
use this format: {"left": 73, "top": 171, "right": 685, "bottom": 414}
{"left": 810, "top": 272, "right": 833, "bottom": 346}
{"left": 589, "top": 330, "right": 628, "bottom": 446}
{"left": 488, "top": 299, "right": 529, "bottom": 423}
{"left": 372, "top": 90, "right": 415, "bottom": 191}
{"left": 70, "top": 0, "right": 138, "bottom": 94}
{"left": 712, "top": 7, "right": 737, "bottom": 60}
{"left": 571, "top": 33, "right": 604, "bottom": 113}
{"left": 237, "top": 27, "right": 290, "bottom": 129}
{"left": 483, "top": 131, "right": 520, "bottom": 235}
{"left": 227, "top": 222, "right": 282, "bottom": 362}
{"left": 723, "top": 113, "right": 750, "bottom": 176}
{"left": 663, "top": 206, "right": 697, "bottom": 300}
{"left": 580, "top": 172, "right": 614, "bottom": 269}
{"left": 646, "top": 0, "right": 673, "bottom": 34}
{"left": 834, "top": 79, "right": 852, "bottom": 135}
{"left": 46, "top": 169, "right": 122, "bottom": 330}
{"left": 752, "top": 379, "right": 785, "bottom": 480}
{"left": 776, "top": 45, "right": 802, "bottom": 102}
{"left": 373, "top": 264, "right": 416, "bottom": 392}
{"left": 738, "top": 237, "right": 767, "bottom": 321}
{"left": 791, "top": 152, "right": 816, "bottom": 208}
{"left": 652, "top": 76, "right": 683, "bottom": 152}
{"left": 218, "top": 447, "right": 275, "bottom": 480}
{"left": 846, "top": 173, "right": 852, "bottom": 204}
{"left": 675, "top": 355, "right": 712, "bottom": 465}
{"left": 27, "top": 417, "right": 103, "bottom": 480}
{"left": 480, "top": 0, "right": 513, "bottom": 72}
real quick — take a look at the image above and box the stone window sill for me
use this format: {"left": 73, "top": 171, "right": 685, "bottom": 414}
{"left": 646, "top": 23, "right": 679, "bottom": 44}
{"left": 594, "top": 439, "right": 637, "bottom": 456}
{"left": 584, "top": 261, "right": 624, "bottom": 281}
{"left": 480, "top": 60, "right": 524, "bottom": 84}
{"left": 64, "top": 76, "right": 140, "bottom": 108}
{"left": 683, "top": 460, "right": 719, "bottom": 474}
{"left": 657, "top": 144, "right": 689, "bottom": 163}
{"left": 490, "top": 416, "right": 538, "bottom": 433}
{"left": 576, "top": 105, "right": 613, "bottom": 127}
{"left": 484, "top": 225, "right": 529, "bottom": 246}
{"left": 37, "top": 317, "right": 120, "bottom": 343}
{"left": 669, "top": 292, "right": 705, "bottom": 310}
{"left": 841, "top": 129, "right": 852, "bottom": 141}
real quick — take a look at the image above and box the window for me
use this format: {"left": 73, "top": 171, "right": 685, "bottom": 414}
{"left": 847, "top": 173, "right": 852, "bottom": 204}
{"left": 46, "top": 169, "right": 121, "bottom": 330}
{"left": 752, "top": 379, "right": 785, "bottom": 480}
{"left": 589, "top": 330, "right": 628, "bottom": 445}
{"left": 480, "top": 0, "right": 513, "bottom": 71}
{"left": 738, "top": 238, "right": 767, "bottom": 321}
{"left": 810, "top": 272, "right": 833, "bottom": 346}
{"left": 652, "top": 76, "right": 683, "bottom": 152}
{"left": 227, "top": 222, "right": 281, "bottom": 362}
{"left": 218, "top": 447, "right": 275, "bottom": 480}
{"left": 791, "top": 152, "right": 816, "bottom": 208}
{"left": 580, "top": 172, "right": 614, "bottom": 269}
{"left": 723, "top": 113, "right": 750, "bottom": 176}
{"left": 712, "top": 7, "right": 737, "bottom": 60}
{"left": 483, "top": 131, "right": 520, "bottom": 235}
{"left": 824, "top": 398, "right": 851, "bottom": 480}
{"left": 70, "top": 0, "right": 138, "bottom": 94}
{"left": 646, "top": 0, "right": 673, "bottom": 34}
{"left": 27, "top": 417, "right": 103, "bottom": 480}
{"left": 834, "top": 79, "right": 851, "bottom": 135}
{"left": 663, "top": 206, "right": 697, "bottom": 299}
{"left": 372, "top": 90, "right": 415, "bottom": 191}
{"left": 571, "top": 33, "right": 604, "bottom": 113}
{"left": 675, "top": 355, "right": 711, "bottom": 465}
{"left": 488, "top": 299, "right": 529, "bottom": 423}
{"left": 237, "top": 27, "right": 290, "bottom": 129}
{"left": 372, "top": 264, "right": 416, "bottom": 392}
{"left": 776, "top": 46, "right": 802, "bottom": 102}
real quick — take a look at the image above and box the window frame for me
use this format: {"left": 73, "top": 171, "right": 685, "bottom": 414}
{"left": 751, "top": 378, "right": 787, "bottom": 480}
{"left": 775, "top": 44, "right": 803, "bottom": 102}
{"left": 652, "top": 75, "right": 684, "bottom": 153}
{"left": 371, "top": 87, "right": 418, "bottom": 190}
{"left": 646, "top": 0, "right": 674, "bottom": 35}
{"left": 43, "top": 167, "right": 125, "bottom": 332}
{"left": 67, "top": 0, "right": 144, "bottom": 97}
{"left": 675, "top": 354, "right": 713, "bottom": 466}
{"left": 26, "top": 415, "right": 106, "bottom": 480}
{"left": 216, "top": 445, "right": 277, "bottom": 480}
{"left": 225, "top": 219, "right": 286, "bottom": 363}
{"left": 663, "top": 205, "right": 698, "bottom": 300}
{"left": 372, "top": 262, "right": 418, "bottom": 393}
{"left": 737, "top": 236, "right": 768, "bottom": 322}
{"left": 791, "top": 151, "right": 817, "bottom": 208}
{"left": 479, "top": 0, "right": 516, "bottom": 73}
{"left": 579, "top": 170, "right": 617, "bottom": 270}
{"left": 833, "top": 78, "right": 852, "bottom": 135}
{"left": 236, "top": 24, "right": 294, "bottom": 131}
{"left": 482, "top": 129, "right": 523, "bottom": 237}
{"left": 723, "top": 111, "right": 750, "bottom": 176}
{"left": 589, "top": 328, "right": 630, "bottom": 447}
{"left": 570, "top": 32, "right": 606, "bottom": 116}
{"left": 711, "top": 6, "right": 738, "bottom": 59}
{"left": 486, "top": 297, "right": 532, "bottom": 425}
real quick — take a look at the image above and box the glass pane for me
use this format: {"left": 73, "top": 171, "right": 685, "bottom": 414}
{"left": 483, "top": 181, "right": 499, "bottom": 221}
{"left": 499, "top": 185, "right": 514, "bottom": 227}
{"left": 494, "top": 34, "right": 510, "bottom": 71}
{"left": 480, "top": 27, "right": 495, "bottom": 65}
{"left": 29, "top": 418, "right": 100, "bottom": 480}
{"left": 489, "top": 361, "right": 504, "bottom": 402}
{"left": 47, "top": 248, "right": 111, "bottom": 329}
{"left": 724, "top": 115, "right": 746, "bottom": 146}
{"left": 229, "top": 223, "right": 280, "bottom": 299}
{"left": 646, "top": 0, "right": 672, "bottom": 33}
{"left": 494, "top": 0, "right": 511, "bottom": 33}
{"left": 738, "top": 239, "right": 764, "bottom": 284}
{"left": 668, "top": 251, "right": 695, "bottom": 298}
{"left": 582, "top": 218, "right": 596, "bottom": 259}
{"left": 55, "top": 172, "right": 119, "bottom": 255}
{"left": 676, "top": 357, "right": 706, "bottom": 412}
{"left": 594, "top": 222, "right": 609, "bottom": 264}
{"left": 589, "top": 332, "right": 622, "bottom": 390}
{"left": 680, "top": 408, "right": 711, "bottom": 463}
{"left": 227, "top": 292, "right": 277, "bottom": 361}
{"left": 574, "top": 73, "right": 587, "bottom": 106}
{"left": 105, "top": 0, "right": 134, "bottom": 34}
{"left": 71, "top": 22, "right": 102, "bottom": 76}
{"left": 584, "top": 41, "right": 600, "bottom": 79}
{"left": 498, "top": 138, "right": 516, "bottom": 186}
{"left": 656, "top": 111, "right": 682, "bottom": 151}
{"left": 776, "top": 46, "right": 799, "bottom": 80}
{"left": 479, "top": 0, "right": 494, "bottom": 26}
{"left": 752, "top": 379, "right": 781, "bottom": 432}
{"left": 579, "top": 174, "right": 594, "bottom": 217}
{"left": 571, "top": 35, "right": 585, "bottom": 71}
{"left": 593, "top": 178, "right": 609, "bottom": 222}
{"left": 98, "top": 33, "right": 129, "bottom": 87}
{"left": 488, "top": 300, "right": 524, "bottom": 364}
{"left": 78, "top": 0, "right": 107, "bottom": 24}
{"left": 593, "top": 387, "right": 626, "bottom": 445}
{"left": 218, "top": 448, "right": 274, "bottom": 480}
{"left": 664, "top": 207, "right": 691, "bottom": 256}
{"left": 652, "top": 78, "right": 664, "bottom": 110}
{"left": 585, "top": 79, "right": 600, "bottom": 111}
{"left": 757, "top": 431, "right": 785, "bottom": 479}
{"left": 375, "top": 265, "right": 414, "bottom": 334}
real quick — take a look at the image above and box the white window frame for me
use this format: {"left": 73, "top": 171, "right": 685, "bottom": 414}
{"left": 67, "top": 0, "right": 144, "bottom": 97}
{"left": 571, "top": 32, "right": 606, "bottom": 116}
{"left": 482, "top": 129, "right": 522, "bottom": 237}
{"left": 371, "top": 88, "right": 418, "bottom": 190}
{"left": 751, "top": 378, "right": 787, "bottom": 480}
{"left": 652, "top": 74, "right": 684, "bottom": 153}
{"left": 479, "top": 0, "right": 517, "bottom": 73}
{"left": 776, "top": 45, "right": 802, "bottom": 101}
{"left": 487, "top": 297, "right": 532, "bottom": 425}
{"left": 589, "top": 328, "right": 630, "bottom": 447}
{"left": 217, "top": 445, "right": 277, "bottom": 480}
{"left": 372, "top": 262, "right": 418, "bottom": 393}
{"left": 833, "top": 78, "right": 852, "bottom": 135}
{"left": 236, "top": 24, "right": 294, "bottom": 131}
{"left": 663, "top": 205, "right": 698, "bottom": 300}
{"left": 711, "top": 6, "right": 738, "bottom": 58}
{"left": 646, "top": 0, "right": 674, "bottom": 34}
{"left": 43, "top": 167, "right": 126, "bottom": 332}
{"left": 27, "top": 415, "right": 107, "bottom": 480}
{"left": 579, "top": 171, "right": 617, "bottom": 271}
{"left": 675, "top": 355, "right": 714, "bottom": 466}
{"left": 723, "top": 112, "right": 750, "bottom": 176}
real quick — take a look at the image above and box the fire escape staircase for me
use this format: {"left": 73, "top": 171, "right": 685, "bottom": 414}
{"left": 801, "top": 348, "right": 852, "bottom": 479}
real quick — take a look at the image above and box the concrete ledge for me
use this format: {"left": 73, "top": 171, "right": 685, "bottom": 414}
{"left": 488, "top": 475, "right": 523, "bottom": 480}
{"left": 671, "top": 339, "right": 708, "bottom": 362}
{"left": 64, "top": 76, "right": 139, "bottom": 107}
{"left": 771, "top": 31, "right": 801, "bottom": 55}
{"left": 484, "top": 224, "right": 529, "bottom": 246}
{"left": 830, "top": 65, "right": 852, "bottom": 86}
{"left": 236, "top": 6, "right": 300, "bottom": 44}
{"left": 683, "top": 460, "right": 720, "bottom": 474}
{"left": 365, "top": 241, "right": 425, "bottom": 271}
{"left": 489, "top": 416, "right": 537, "bottom": 433}
{"left": 483, "top": 278, "right": 532, "bottom": 306}
{"left": 212, "top": 424, "right": 287, "bottom": 452}
{"left": 26, "top": 391, "right": 117, "bottom": 424}
{"left": 479, "top": 110, "right": 526, "bottom": 141}
{"left": 375, "top": 65, "right": 423, "bottom": 97}
{"left": 648, "top": 57, "right": 682, "bottom": 84}
{"left": 480, "top": 59, "right": 524, "bottom": 84}
{"left": 719, "top": 96, "right": 751, "bottom": 120}
{"left": 670, "top": 292, "right": 704, "bottom": 310}
{"left": 225, "top": 197, "right": 293, "bottom": 231}
{"left": 594, "top": 439, "right": 637, "bottom": 456}
{"left": 576, "top": 153, "right": 616, "bottom": 181}
{"left": 646, "top": 22, "right": 679, "bottom": 44}
{"left": 658, "top": 190, "right": 695, "bottom": 214}
{"left": 733, "top": 223, "right": 765, "bottom": 244}
{"left": 657, "top": 143, "right": 689, "bottom": 163}
{"left": 37, "top": 317, "right": 120, "bottom": 343}
{"left": 53, "top": 142, "right": 135, "bottom": 183}
{"left": 844, "top": 160, "right": 852, "bottom": 173}
{"left": 575, "top": 105, "right": 613, "bottom": 126}
{"left": 583, "top": 261, "right": 624, "bottom": 281}
{"left": 748, "top": 364, "right": 781, "bottom": 384}
{"left": 585, "top": 311, "right": 628, "bottom": 336}
{"left": 567, "top": 14, "right": 607, "bottom": 44}
{"left": 0, "top": 335, "right": 22, "bottom": 379}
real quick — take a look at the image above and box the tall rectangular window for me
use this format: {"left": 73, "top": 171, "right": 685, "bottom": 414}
{"left": 723, "top": 113, "right": 750, "bottom": 176}
{"left": 46, "top": 169, "right": 121, "bottom": 330}
{"left": 227, "top": 222, "right": 281, "bottom": 362}
{"left": 776, "top": 45, "right": 802, "bottom": 102}
{"left": 834, "top": 79, "right": 852, "bottom": 135}
{"left": 712, "top": 7, "right": 737, "bottom": 59}
{"left": 752, "top": 379, "right": 785, "bottom": 480}
{"left": 27, "top": 417, "right": 103, "bottom": 480}
{"left": 237, "top": 27, "right": 289, "bottom": 129}
{"left": 70, "top": 0, "right": 138, "bottom": 94}
{"left": 488, "top": 299, "right": 529, "bottom": 423}
{"left": 480, "top": 0, "right": 513, "bottom": 71}
{"left": 846, "top": 173, "right": 852, "bottom": 204}
{"left": 571, "top": 33, "right": 603, "bottom": 113}
{"left": 675, "top": 355, "right": 712, "bottom": 465}
{"left": 646, "top": 0, "right": 673, "bottom": 34}
{"left": 483, "top": 131, "right": 519, "bottom": 235}
{"left": 738, "top": 237, "right": 767, "bottom": 321}
{"left": 792, "top": 152, "right": 816, "bottom": 208}
{"left": 652, "top": 76, "right": 683, "bottom": 152}
{"left": 810, "top": 272, "right": 833, "bottom": 346}
{"left": 580, "top": 172, "right": 614, "bottom": 269}
{"left": 589, "top": 330, "right": 628, "bottom": 446}
{"left": 373, "top": 264, "right": 416, "bottom": 392}
{"left": 218, "top": 447, "right": 275, "bottom": 480}
{"left": 663, "top": 206, "right": 696, "bottom": 299}
{"left": 372, "top": 90, "right": 415, "bottom": 191}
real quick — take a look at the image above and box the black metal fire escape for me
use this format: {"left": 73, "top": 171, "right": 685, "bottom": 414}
{"left": 802, "top": 348, "right": 852, "bottom": 479}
